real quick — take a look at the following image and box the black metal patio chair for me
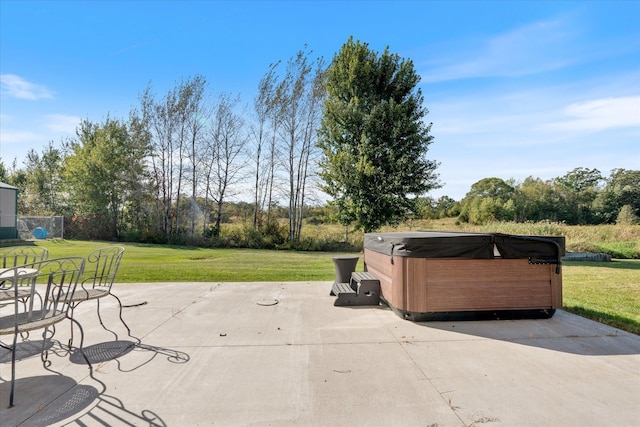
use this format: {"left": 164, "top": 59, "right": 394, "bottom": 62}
{"left": 0, "top": 246, "right": 49, "bottom": 268}
{"left": 0, "top": 256, "right": 91, "bottom": 407}
{"left": 0, "top": 246, "right": 49, "bottom": 305}
{"left": 64, "top": 246, "right": 132, "bottom": 346}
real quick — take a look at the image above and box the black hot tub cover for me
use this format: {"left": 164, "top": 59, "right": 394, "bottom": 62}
{"left": 364, "top": 231, "right": 565, "bottom": 266}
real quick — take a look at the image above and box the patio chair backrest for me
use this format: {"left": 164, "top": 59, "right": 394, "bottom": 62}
{"left": 0, "top": 256, "right": 86, "bottom": 335}
{"left": 0, "top": 246, "right": 49, "bottom": 268}
{"left": 82, "top": 246, "right": 125, "bottom": 290}
{"left": 0, "top": 256, "right": 86, "bottom": 408}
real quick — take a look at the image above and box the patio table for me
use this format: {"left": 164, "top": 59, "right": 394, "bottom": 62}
{"left": 0, "top": 267, "right": 40, "bottom": 311}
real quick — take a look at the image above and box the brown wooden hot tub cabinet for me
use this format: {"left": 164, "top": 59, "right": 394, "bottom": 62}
{"left": 363, "top": 231, "right": 565, "bottom": 321}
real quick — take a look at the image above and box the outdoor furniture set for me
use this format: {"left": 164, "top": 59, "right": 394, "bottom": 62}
{"left": 0, "top": 245, "right": 127, "bottom": 408}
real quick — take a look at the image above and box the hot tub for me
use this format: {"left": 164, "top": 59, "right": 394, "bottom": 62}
{"left": 363, "top": 231, "right": 565, "bottom": 321}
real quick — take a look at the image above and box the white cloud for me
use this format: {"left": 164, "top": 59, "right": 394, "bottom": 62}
{"left": 541, "top": 96, "right": 640, "bottom": 132}
{"left": 45, "top": 114, "right": 81, "bottom": 133}
{"left": 0, "top": 130, "right": 42, "bottom": 144}
{"left": 421, "top": 15, "right": 588, "bottom": 82}
{"left": 424, "top": 77, "right": 640, "bottom": 200}
{"left": 0, "top": 114, "right": 80, "bottom": 161}
{"left": 0, "top": 115, "right": 80, "bottom": 145}
{"left": 0, "top": 129, "right": 41, "bottom": 161}
{"left": 0, "top": 74, "right": 54, "bottom": 100}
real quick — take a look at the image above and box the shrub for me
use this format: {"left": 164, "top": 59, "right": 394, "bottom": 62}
{"left": 616, "top": 205, "right": 639, "bottom": 225}
{"left": 120, "top": 229, "right": 167, "bottom": 244}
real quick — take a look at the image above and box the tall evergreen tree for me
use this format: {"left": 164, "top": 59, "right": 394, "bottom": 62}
{"left": 318, "top": 37, "right": 439, "bottom": 232}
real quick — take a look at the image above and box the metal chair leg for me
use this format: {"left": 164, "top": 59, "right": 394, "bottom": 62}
{"left": 42, "top": 325, "right": 56, "bottom": 367}
{"left": 69, "top": 315, "right": 93, "bottom": 372}
{"left": 68, "top": 303, "right": 76, "bottom": 348}
{"left": 95, "top": 298, "right": 119, "bottom": 341}
{"left": 111, "top": 293, "right": 134, "bottom": 337}
{"left": 9, "top": 327, "right": 18, "bottom": 408}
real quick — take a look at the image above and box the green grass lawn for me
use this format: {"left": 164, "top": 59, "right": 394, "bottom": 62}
{"left": 29, "top": 239, "right": 640, "bottom": 335}
{"left": 562, "top": 260, "right": 640, "bottom": 335}
{"left": 34, "top": 239, "right": 349, "bottom": 282}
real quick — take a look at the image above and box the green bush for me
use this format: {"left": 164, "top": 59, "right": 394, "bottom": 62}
{"left": 207, "top": 221, "right": 289, "bottom": 250}
{"left": 120, "top": 229, "right": 168, "bottom": 244}
{"left": 481, "top": 220, "right": 566, "bottom": 236}
{"left": 617, "top": 205, "right": 639, "bottom": 225}
{"left": 596, "top": 241, "right": 639, "bottom": 259}
{"left": 284, "top": 237, "right": 360, "bottom": 252}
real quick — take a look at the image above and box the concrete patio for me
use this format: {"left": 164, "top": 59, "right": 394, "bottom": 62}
{"left": 1, "top": 281, "right": 639, "bottom": 426}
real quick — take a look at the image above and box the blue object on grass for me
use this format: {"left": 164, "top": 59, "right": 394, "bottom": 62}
{"left": 33, "top": 227, "right": 47, "bottom": 239}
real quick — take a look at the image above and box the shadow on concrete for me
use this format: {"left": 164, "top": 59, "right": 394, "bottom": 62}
{"left": 69, "top": 340, "right": 190, "bottom": 371}
{"left": 0, "top": 374, "right": 167, "bottom": 426}
{"left": 69, "top": 340, "right": 136, "bottom": 364}
{"left": 0, "top": 375, "right": 98, "bottom": 425}
{"left": 2, "top": 335, "right": 187, "bottom": 425}
{"left": 0, "top": 339, "right": 54, "bottom": 363}
{"left": 411, "top": 311, "right": 640, "bottom": 356}
{"left": 563, "top": 305, "right": 640, "bottom": 336}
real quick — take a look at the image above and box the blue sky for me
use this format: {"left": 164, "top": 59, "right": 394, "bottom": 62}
{"left": 1, "top": 0, "right": 638, "bottom": 201}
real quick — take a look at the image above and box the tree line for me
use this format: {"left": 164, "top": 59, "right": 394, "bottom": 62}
{"left": 1, "top": 47, "right": 329, "bottom": 244}
{"left": 1, "top": 38, "right": 444, "bottom": 244}
{"left": 423, "top": 167, "right": 640, "bottom": 226}
{"left": 1, "top": 39, "right": 637, "bottom": 248}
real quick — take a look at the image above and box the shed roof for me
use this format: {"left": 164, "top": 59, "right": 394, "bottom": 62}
{"left": 0, "top": 182, "right": 18, "bottom": 190}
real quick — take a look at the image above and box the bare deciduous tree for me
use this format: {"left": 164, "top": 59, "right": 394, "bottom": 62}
{"left": 251, "top": 63, "right": 282, "bottom": 230}
{"left": 141, "top": 75, "right": 209, "bottom": 238}
{"left": 273, "top": 48, "right": 326, "bottom": 241}
{"left": 204, "top": 93, "right": 248, "bottom": 237}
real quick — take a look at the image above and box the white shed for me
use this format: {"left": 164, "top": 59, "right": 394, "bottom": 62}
{"left": 0, "top": 182, "right": 19, "bottom": 239}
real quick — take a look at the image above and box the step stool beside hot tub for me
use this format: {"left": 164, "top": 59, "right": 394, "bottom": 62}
{"left": 363, "top": 231, "right": 565, "bottom": 321}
